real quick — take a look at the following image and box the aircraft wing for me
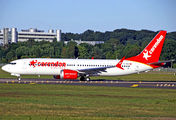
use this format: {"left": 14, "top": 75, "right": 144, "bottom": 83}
{"left": 77, "top": 66, "right": 114, "bottom": 76}
{"left": 78, "top": 65, "right": 114, "bottom": 72}
{"left": 147, "top": 59, "right": 174, "bottom": 65}
{"left": 77, "top": 57, "right": 125, "bottom": 76}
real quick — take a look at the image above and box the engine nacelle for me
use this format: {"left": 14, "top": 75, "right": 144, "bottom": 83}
{"left": 61, "top": 69, "right": 78, "bottom": 79}
{"left": 53, "top": 69, "right": 78, "bottom": 79}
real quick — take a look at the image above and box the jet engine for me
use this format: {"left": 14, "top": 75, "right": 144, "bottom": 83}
{"left": 53, "top": 69, "right": 78, "bottom": 79}
{"left": 53, "top": 75, "right": 61, "bottom": 79}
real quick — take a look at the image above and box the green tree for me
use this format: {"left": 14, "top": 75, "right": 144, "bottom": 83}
{"left": 41, "top": 44, "right": 54, "bottom": 57}
{"left": 173, "top": 63, "right": 176, "bottom": 68}
{"left": 27, "top": 39, "right": 36, "bottom": 47}
{"left": 6, "top": 51, "right": 14, "bottom": 62}
{"left": 36, "top": 47, "right": 42, "bottom": 58}
{"left": 0, "top": 48, "right": 6, "bottom": 58}
{"left": 106, "top": 51, "right": 113, "bottom": 59}
{"left": 16, "top": 46, "right": 30, "bottom": 58}
{"left": 53, "top": 37, "right": 57, "bottom": 43}
{"left": 78, "top": 46, "right": 86, "bottom": 59}
{"left": 82, "top": 30, "right": 94, "bottom": 41}
{"left": 61, "top": 47, "right": 67, "bottom": 58}
{"left": 79, "top": 43, "right": 93, "bottom": 59}
{"left": 114, "top": 51, "right": 122, "bottom": 59}
{"left": 52, "top": 41, "right": 65, "bottom": 57}
{"left": 122, "top": 44, "right": 141, "bottom": 58}
{"left": 66, "top": 41, "right": 77, "bottom": 58}
{"left": 91, "top": 46, "right": 103, "bottom": 59}
{"left": 127, "top": 46, "right": 141, "bottom": 58}
{"left": 161, "top": 40, "right": 176, "bottom": 60}
{"left": 1, "top": 58, "right": 7, "bottom": 63}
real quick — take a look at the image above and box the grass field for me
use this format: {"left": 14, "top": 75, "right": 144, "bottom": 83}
{"left": 0, "top": 84, "right": 176, "bottom": 119}
{"left": 0, "top": 68, "right": 176, "bottom": 119}
{"left": 0, "top": 68, "right": 176, "bottom": 81}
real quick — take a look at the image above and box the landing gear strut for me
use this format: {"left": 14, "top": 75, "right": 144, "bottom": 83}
{"left": 11, "top": 73, "right": 21, "bottom": 81}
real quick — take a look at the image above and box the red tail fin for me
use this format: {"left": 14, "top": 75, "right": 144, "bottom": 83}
{"left": 126, "top": 31, "right": 167, "bottom": 63}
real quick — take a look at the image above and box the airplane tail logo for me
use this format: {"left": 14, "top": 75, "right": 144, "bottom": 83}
{"left": 126, "top": 31, "right": 167, "bottom": 63}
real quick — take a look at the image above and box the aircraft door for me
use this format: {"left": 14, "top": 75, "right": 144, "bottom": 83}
{"left": 22, "top": 61, "right": 27, "bottom": 69}
{"left": 135, "top": 63, "right": 139, "bottom": 71}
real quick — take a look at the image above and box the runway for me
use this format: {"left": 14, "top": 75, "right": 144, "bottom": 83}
{"left": 0, "top": 78, "right": 176, "bottom": 89}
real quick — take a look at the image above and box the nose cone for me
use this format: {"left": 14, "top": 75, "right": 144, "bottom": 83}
{"left": 2, "top": 65, "right": 9, "bottom": 72}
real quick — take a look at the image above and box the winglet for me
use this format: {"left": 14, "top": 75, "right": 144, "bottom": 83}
{"left": 91, "top": 57, "right": 94, "bottom": 59}
{"left": 116, "top": 56, "right": 125, "bottom": 70}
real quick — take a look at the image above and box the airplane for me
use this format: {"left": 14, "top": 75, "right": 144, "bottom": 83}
{"left": 2, "top": 30, "right": 172, "bottom": 81}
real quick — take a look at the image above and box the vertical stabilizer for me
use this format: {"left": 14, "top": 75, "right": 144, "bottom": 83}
{"left": 126, "top": 31, "right": 167, "bottom": 63}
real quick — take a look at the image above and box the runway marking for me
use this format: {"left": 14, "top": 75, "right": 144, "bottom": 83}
{"left": 29, "top": 83, "right": 36, "bottom": 85}
{"left": 131, "top": 84, "right": 138, "bottom": 87}
{"left": 156, "top": 84, "right": 175, "bottom": 87}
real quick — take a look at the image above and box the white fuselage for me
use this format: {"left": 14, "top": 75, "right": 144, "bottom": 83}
{"left": 2, "top": 58, "right": 153, "bottom": 77}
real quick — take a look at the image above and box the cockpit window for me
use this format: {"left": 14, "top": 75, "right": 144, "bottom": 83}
{"left": 9, "top": 62, "right": 16, "bottom": 65}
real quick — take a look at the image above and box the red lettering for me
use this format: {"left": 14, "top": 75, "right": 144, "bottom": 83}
{"left": 30, "top": 60, "right": 37, "bottom": 67}
{"left": 51, "top": 62, "right": 54, "bottom": 66}
{"left": 55, "top": 61, "right": 58, "bottom": 66}
{"left": 41, "top": 62, "right": 45, "bottom": 66}
{"left": 63, "top": 62, "right": 66, "bottom": 67}
{"left": 48, "top": 62, "right": 51, "bottom": 66}
{"left": 29, "top": 60, "right": 67, "bottom": 68}
{"left": 38, "top": 62, "right": 41, "bottom": 66}
{"left": 44, "top": 62, "right": 47, "bottom": 66}
{"left": 59, "top": 62, "right": 63, "bottom": 67}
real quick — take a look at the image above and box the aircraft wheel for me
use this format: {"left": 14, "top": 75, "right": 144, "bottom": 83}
{"left": 85, "top": 77, "right": 90, "bottom": 81}
{"left": 80, "top": 76, "right": 85, "bottom": 81}
{"left": 18, "top": 77, "right": 21, "bottom": 81}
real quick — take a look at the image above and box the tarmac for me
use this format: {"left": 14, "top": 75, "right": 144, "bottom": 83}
{"left": 0, "top": 78, "right": 176, "bottom": 89}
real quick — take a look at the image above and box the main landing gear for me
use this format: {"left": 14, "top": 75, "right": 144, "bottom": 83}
{"left": 17, "top": 77, "right": 21, "bottom": 81}
{"left": 80, "top": 76, "right": 90, "bottom": 81}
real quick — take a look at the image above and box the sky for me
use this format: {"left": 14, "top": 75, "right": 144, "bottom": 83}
{"left": 0, "top": 0, "right": 176, "bottom": 33}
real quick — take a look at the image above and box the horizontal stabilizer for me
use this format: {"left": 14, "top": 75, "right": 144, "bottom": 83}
{"left": 147, "top": 60, "right": 174, "bottom": 65}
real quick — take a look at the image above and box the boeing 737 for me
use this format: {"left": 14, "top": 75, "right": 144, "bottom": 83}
{"left": 2, "top": 31, "right": 172, "bottom": 81}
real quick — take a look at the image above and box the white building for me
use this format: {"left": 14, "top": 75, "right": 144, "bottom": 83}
{"left": 0, "top": 27, "right": 104, "bottom": 46}
{"left": 0, "top": 28, "right": 61, "bottom": 45}
{"left": 64, "top": 39, "right": 104, "bottom": 46}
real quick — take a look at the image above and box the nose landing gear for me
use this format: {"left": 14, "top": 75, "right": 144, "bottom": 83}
{"left": 11, "top": 73, "right": 21, "bottom": 81}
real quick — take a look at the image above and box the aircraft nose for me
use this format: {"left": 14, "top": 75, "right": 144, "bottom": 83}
{"left": 2, "top": 65, "right": 9, "bottom": 72}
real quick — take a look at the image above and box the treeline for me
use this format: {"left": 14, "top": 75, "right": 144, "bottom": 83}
{"left": 0, "top": 29, "right": 176, "bottom": 67}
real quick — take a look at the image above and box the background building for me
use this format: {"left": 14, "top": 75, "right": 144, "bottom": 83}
{"left": 64, "top": 39, "right": 104, "bottom": 46}
{"left": 0, "top": 28, "right": 61, "bottom": 45}
{"left": 0, "top": 27, "right": 104, "bottom": 46}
